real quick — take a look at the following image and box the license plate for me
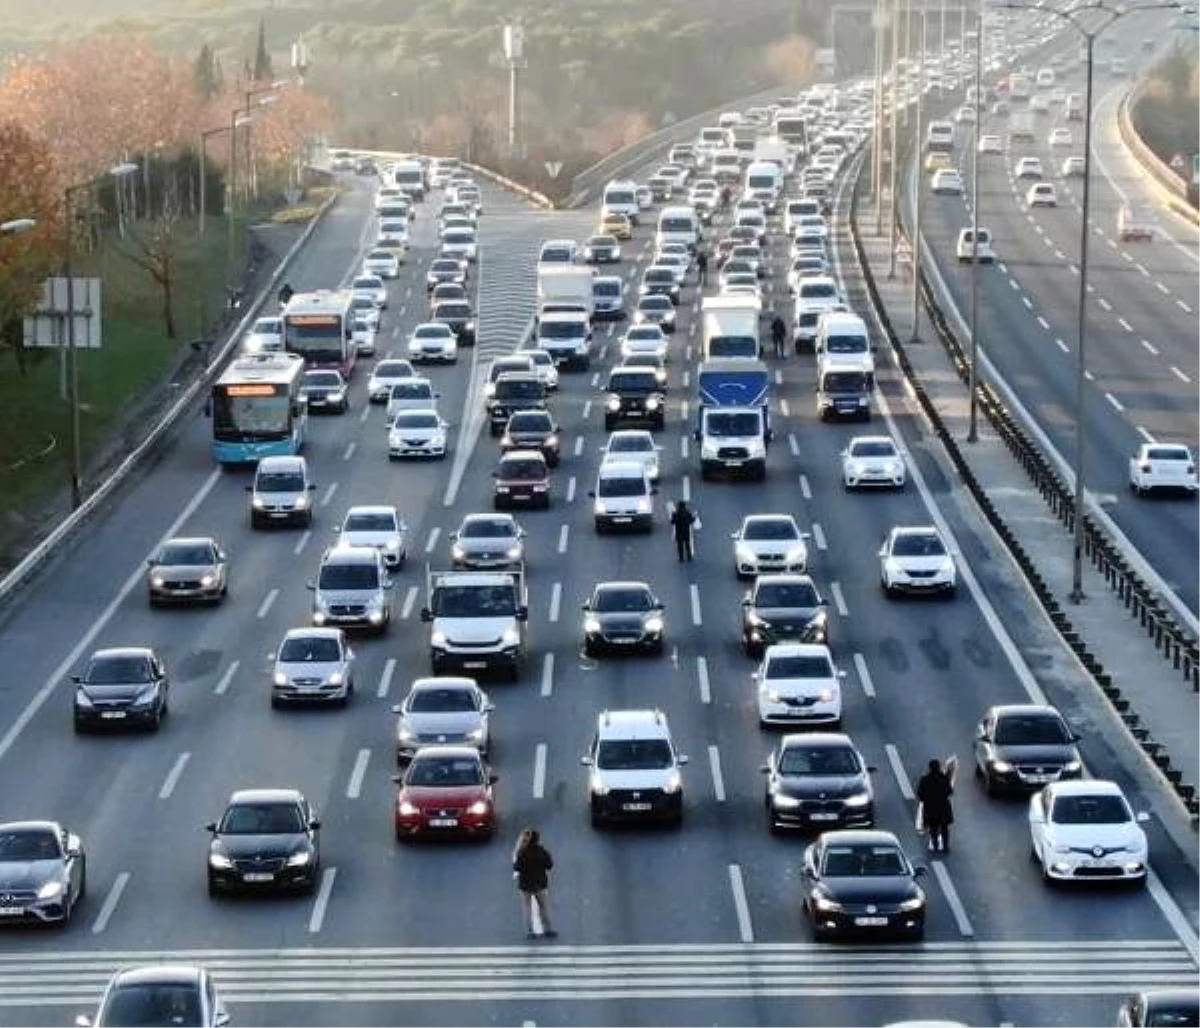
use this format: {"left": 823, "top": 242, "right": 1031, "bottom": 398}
{"left": 613, "top": 638, "right": 637, "bottom": 645}
{"left": 1026, "top": 774, "right": 1053, "bottom": 783}
{"left": 243, "top": 872, "right": 274, "bottom": 883}
{"left": 612, "top": 516, "right": 632, "bottom": 524}
{"left": 1083, "top": 859, "right": 1111, "bottom": 868}
{"left": 429, "top": 818, "right": 458, "bottom": 828}
{"left": 0, "top": 907, "right": 23, "bottom": 915}
{"left": 809, "top": 813, "right": 838, "bottom": 822}
{"left": 622, "top": 803, "right": 652, "bottom": 812}
{"left": 725, "top": 460, "right": 744, "bottom": 467}
{"left": 855, "top": 916, "right": 888, "bottom": 926}
{"left": 269, "top": 511, "right": 290, "bottom": 518}
{"left": 463, "top": 661, "right": 487, "bottom": 670}
{"left": 100, "top": 711, "right": 127, "bottom": 720}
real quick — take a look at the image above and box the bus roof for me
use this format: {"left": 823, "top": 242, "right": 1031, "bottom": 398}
{"left": 282, "top": 290, "right": 353, "bottom": 318}
{"left": 216, "top": 352, "right": 305, "bottom": 387}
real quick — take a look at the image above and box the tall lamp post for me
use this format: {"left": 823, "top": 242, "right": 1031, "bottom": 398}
{"left": 997, "top": 0, "right": 1181, "bottom": 602}
{"left": 910, "top": 3, "right": 928, "bottom": 342}
{"left": 967, "top": 1, "right": 985, "bottom": 443}
{"left": 227, "top": 87, "right": 281, "bottom": 292}
{"left": 63, "top": 162, "right": 139, "bottom": 509}
{"left": 887, "top": 0, "right": 903, "bottom": 273}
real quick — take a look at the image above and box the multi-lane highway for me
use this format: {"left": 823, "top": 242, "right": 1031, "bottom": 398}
{"left": 916, "top": 9, "right": 1200, "bottom": 616}
{"left": 0, "top": 99, "right": 1195, "bottom": 1028}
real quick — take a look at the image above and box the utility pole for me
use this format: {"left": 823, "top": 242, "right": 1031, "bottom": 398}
{"left": 503, "top": 24, "right": 527, "bottom": 159}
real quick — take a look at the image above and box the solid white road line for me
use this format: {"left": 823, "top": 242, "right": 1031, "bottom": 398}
{"left": 308, "top": 868, "right": 337, "bottom": 934}
{"left": 932, "top": 862, "right": 975, "bottom": 937}
{"left": 727, "top": 864, "right": 754, "bottom": 943}
{"left": 91, "top": 872, "right": 130, "bottom": 935}
{"left": 214, "top": 660, "right": 239, "bottom": 696}
{"left": 342, "top": 441, "right": 356, "bottom": 461}
{"left": 852, "top": 652, "right": 876, "bottom": 698}
{"left": 548, "top": 582, "right": 561, "bottom": 623}
{"left": 158, "top": 753, "right": 190, "bottom": 800}
{"left": 256, "top": 589, "right": 279, "bottom": 619}
{"left": 799, "top": 474, "right": 812, "bottom": 500}
{"left": 690, "top": 584, "right": 702, "bottom": 626}
{"left": 320, "top": 482, "right": 339, "bottom": 508}
{"left": 533, "top": 744, "right": 547, "bottom": 799}
{"left": 830, "top": 581, "right": 848, "bottom": 617}
{"left": 400, "top": 586, "right": 418, "bottom": 620}
{"left": 424, "top": 527, "right": 440, "bottom": 553}
{"left": 811, "top": 523, "right": 827, "bottom": 551}
{"left": 377, "top": 658, "right": 397, "bottom": 699}
{"left": 558, "top": 525, "right": 569, "bottom": 554}
{"left": 884, "top": 743, "right": 914, "bottom": 801}
{"left": 540, "top": 653, "right": 554, "bottom": 698}
{"left": 293, "top": 530, "right": 312, "bottom": 555}
{"left": 696, "top": 656, "right": 711, "bottom": 704}
{"left": 708, "top": 745, "right": 726, "bottom": 802}
{"left": 346, "top": 749, "right": 371, "bottom": 800}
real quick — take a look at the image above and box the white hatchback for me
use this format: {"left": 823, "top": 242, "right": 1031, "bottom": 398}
{"left": 841, "top": 435, "right": 906, "bottom": 489}
{"left": 621, "top": 324, "right": 669, "bottom": 363}
{"left": 879, "top": 526, "right": 957, "bottom": 597}
{"left": 731, "top": 515, "right": 809, "bottom": 580}
{"left": 1129, "top": 443, "right": 1198, "bottom": 495}
{"left": 407, "top": 323, "right": 458, "bottom": 365}
{"left": 388, "top": 409, "right": 449, "bottom": 460}
{"left": 1029, "top": 780, "right": 1149, "bottom": 884}
{"left": 1027, "top": 182, "right": 1058, "bottom": 207}
{"left": 601, "top": 430, "right": 661, "bottom": 482}
{"left": 754, "top": 643, "right": 844, "bottom": 729}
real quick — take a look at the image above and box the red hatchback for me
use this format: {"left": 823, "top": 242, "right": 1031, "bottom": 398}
{"left": 393, "top": 746, "right": 497, "bottom": 841}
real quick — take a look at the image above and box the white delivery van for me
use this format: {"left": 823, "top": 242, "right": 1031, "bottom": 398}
{"left": 925, "top": 121, "right": 955, "bottom": 153}
{"left": 602, "top": 180, "right": 641, "bottom": 224}
{"left": 656, "top": 206, "right": 701, "bottom": 252}
{"left": 743, "top": 160, "right": 785, "bottom": 212}
{"left": 589, "top": 460, "right": 656, "bottom": 533}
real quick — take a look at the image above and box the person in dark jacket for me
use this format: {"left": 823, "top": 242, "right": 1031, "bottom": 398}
{"left": 669, "top": 500, "right": 698, "bottom": 562}
{"left": 513, "top": 828, "right": 557, "bottom": 938}
{"left": 770, "top": 313, "right": 788, "bottom": 359}
{"left": 696, "top": 249, "right": 708, "bottom": 286}
{"left": 277, "top": 282, "right": 295, "bottom": 307}
{"left": 916, "top": 758, "right": 955, "bottom": 854}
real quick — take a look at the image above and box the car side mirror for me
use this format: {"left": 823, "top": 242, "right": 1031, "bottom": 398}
{"left": 70, "top": 674, "right": 83, "bottom": 684}
{"left": 420, "top": 608, "right": 433, "bottom": 622}
{"left": 391, "top": 774, "right": 403, "bottom": 784}
{"left": 244, "top": 485, "right": 253, "bottom": 492}
{"left": 913, "top": 865, "right": 928, "bottom": 878}
{"left": 580, "top": 755, "right": 593, "bottom": 766}
{"left": 488, "top": 774, "right": 499, "bottom": 785}
{"left": 66, "top": 835, "right": 82, "bottom": 856}
{"left": 693, "top": 429, "right": 701, "bottom": 441}
{"left": 759, "top": 764, "right": 770, "bottom": 774}
{"left": 308, "top": 484, "right": 317, "bottom": 491}
{"left": 484, "top": 702, "right": 495, "bottom": 713}
{"left": 306, "top": 582, "right": 315, "bottom": 591}
{"left": 866, "top": 765, "right": 877, "bottom": 774}
{"left": 878, "top": 546, "right": 888, "bottom": 557}
{"left": 677, "top": 754, "right": 689, "bottom": 766}
{"left": 214, "top": 1011, "right": 230, "bottom": 1028}
{"left": 309, "top": 819, "right": 322, "bottom": 830}
{"left": 976, "top": 725, "right": 988, "bottom": 740}
{"left": 346, "top": 649, "right": 355, "bottom": 661}
{"left": 587, "top": 490, "right": 596, "bottom": 498}
{"left": 1135, "top": 811, "right": 1151, "bottom": 823}
{"left": 516, "top": 606, "right": 529, "bottom": 621}
{"left": 204, "top": 821, "right": 217, "bottom": 833}
{"left": 391, "top": 704, "right": 403, "bottom": 715}
{"left": 581, "top": 603, "right": 591, "bottom": 612}
{"left": 651, "top": 487, "right": 659, "bottom": 495}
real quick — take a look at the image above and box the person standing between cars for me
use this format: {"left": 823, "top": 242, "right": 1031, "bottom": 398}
{"left": 770, "top": 312, "right": 788, "bottom": 359}
{"left": 916, "top": 757, "right": 956, "bottom": 854}
{"left": 513, "top": 828, "right": 557, "bottom": 939}
{"left": 277, "top": 282, "right": 295, "bottom": 307}
{"left": 696, "top": 248, "right": 709, "bottom": 287}
{"left": 670, "top": 499, "right": 698, "bottom": 562}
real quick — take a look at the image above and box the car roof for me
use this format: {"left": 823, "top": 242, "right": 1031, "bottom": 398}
{"left": 1047, "top": 779, "right": 1124, "bottom": 797}
{"left": 281, "top": 627, "right": 344, "bottom": 642}
{"left": 780, "top": 732, "right": 855, "bottom": 750}
{"left": 410, "top": 744, "right": 485, "bottom": 761}
{"left": 594, "top": 580, "right": 653, "bottom": 592}
{"left": 90, "top": 646, "right": 155, "bottom": 661}
{"left": 258, "top": 455, "right": 306, "bottom": 473}
{"left": 462, "top": 512, "right": 517, "bottom": 526}
{"left": 411, "top": 676, "right": 477, "bottom": 692}
{"left": 765, "top": 642, "right": 833, "bottom": 658}
{"left": 161, "top": 535, "right": 218, "bottom": 548}
{"left": 891, "top": 525, "right": 939, "bottom": 537}
{"left": 754, "top": 573, "right": 817, "bottom": 588}
{"left": 321, "top": 544, "right": 381, "bottom": 564}
{"left": 345, "top": 504, "right": 398, "bottom": 518}
{"left": 110, "top": 964, "right": 206, "bottom": 987}
{"left": 499, "top": 449, "right": 547, "bottom": 463}
{"left": 742, "top": 514, "right": 798, "bottom": 525}
{"left": 818, "top": 829, "right": 902, "bottom": 848}
{"left": 598, "top": 460, "right": 648, "bottom": 477}
{"left": 228, "top": 788, "right": 305, "bottom": 806}
{"left": 0, "top": 819, "right": 62, "bottom": 835}
{"left": 595, "top": 708, "right": 671, "bottom": 738}
{"left": 988, "top": 703, "right": 1062, "bottom": 719}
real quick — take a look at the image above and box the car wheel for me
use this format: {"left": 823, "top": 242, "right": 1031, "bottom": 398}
{"left": 590, "top": 807, "right": 605, "bottom": 830}
{"left": 207, "top": 875, "right": 220, "bottom": 898}
{"left": 583, "top": 639, "right": 597, "bottom": 659}
{"left": 604, "top": 416, "right": 616, "bottom": 431}
{"left": 983, "top": 770, "right": 998, "bottom": 796}
{"left": 270, "top": 695, "right": 282, "bottom": 710}
{"left": 304, "top": 511, "right": 314, "bottom": 528}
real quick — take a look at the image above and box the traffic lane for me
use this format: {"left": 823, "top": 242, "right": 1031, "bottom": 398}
{"left": 0, "top": 180, "right": 380, "bottom": 733}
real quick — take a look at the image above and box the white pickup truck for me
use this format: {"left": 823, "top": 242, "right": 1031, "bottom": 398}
{"left": 1117, "top": 205, "right": 1155, "bottom": 243}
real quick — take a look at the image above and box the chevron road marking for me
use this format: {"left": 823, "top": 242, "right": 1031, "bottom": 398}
{"left": 0, "top": 940, "right": 1191, "bottom": 1005}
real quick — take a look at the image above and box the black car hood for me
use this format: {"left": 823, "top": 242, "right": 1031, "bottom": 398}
{"left": 0, "top": 859, "right": 61, "bottom": 890}
{"left": 992, "top": 742, "right": 1077, "bottom": 764}
{"left": 79, "top": 684, "right": 147, "bottom": 703}
{"left": 823, "top": 876, "right": 921, "bottom": 905}
{"left": 596, "top": 613, "right": 651, "bottom": 631}
{"left": 755, "top": 606, "right": 822, "bottom": 630}
{"left": 776, "top": 774, "right": 868, "bottom": 801}
{"left": 214, "top": 834, "right": 310, "bottom": 860}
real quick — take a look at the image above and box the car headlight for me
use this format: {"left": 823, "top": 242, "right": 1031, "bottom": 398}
{"left": 736, "top": 544, "right": 756, "bottom": 564}
{"left": 848, "top": 461, "right": 866, "bottom": 476}
{"left": 590, "top": 774, "right": 609, "bottom": 796}
{"left": 645, "top": 396, "right": 660, "bottom": 411}
{"left": 636, "top": 498, "right": 651, "bottom": 514}
{"left": 644, "top": 616, "right": 664, "bottom": 634}
{"left": 468, "top": 800, "right": 490, "bottom": 816}
{"left": 208, "top": 853, "right": 233, "bottom": 869}
{"left": 884, "top": 557, "right": 903, "bottom": 573}
{"left": 312, "top": 611, "right": 327, "bottom": 626}
{"left": 584, "top": 616, "right": 602, "bottom": 634}
{"left": 990, "top": 759, "right": 1013, "bottom": 773}
{"left": 593, "top": 500, "right": 607, "bottom": 515}
{"left": 286, "top": 851, "right": 312, "bottom": 867}
{"left": 484, "top": 382, "right": 497, "bottom": 397}
{"left": 770, "top": 792, "right": 802, "bottom": 808}
{"left": 786, "top": 545, "right": 807, "bottom": 563}
{"left": 606, "top": 395, "right": 621, "bottom": 411}
{"left": 467, "top": 727, "right": 485, "bottom": 742}
{"left": 762, "top": 688, "right": 783, "bottom": 704}
{"left": 662, "top": 771, "right": 682, "bottom": 794}
{"left": 74, "top": 690, "right": 94, "bottom": 708}
{"left": 199, "top": 573, "right": 216, "bottom": 587}
{"left": 814, "top": 892, "right": 842, "bottom": 912}
{"left": 817, "top": 689, "right": 835, "bottom": 703}
{"left": 368, "top": 610, "right": 384, "bottom": 624}
{"left": 328, "top": 672, "right": 344, "bottom": 686}
{"left": 746, "top": 611, "right": 765, "bottom": 627}
{"left": 252, "top": 496, "right": 266, "bottom": 509}
{"left": 898, "top": 896, "right": 924, "bottom": 912}
{"left": 398, "top": 801, "right": 420, "bottom": 817}
{"left": 501, "top": 627, "right": 520, "bottom": 645}
{"left": 295, "top": 494, "right": 311, "bottom": 510}
{"left": 506, "top": 546, "right": 522, "bottom": 559}
{"left": 36, "top": 880, "right": 65, "bottom": 900}
{"left": 451, "top": 544, "right": 467, "bottom": 560}
{"left": 150, "top": 575, "right": 165, "bottom": 588}
{"left": 397, "top": 725, "right": 415, "bottom": 740}
{"left": 430, "top": 631, "right": 448, "bottom": 647}
{"left": 843, "top": 792, "right": 872, "bottom": 808}
{"left": 1062, "top": 759, "right": 1082, "bottom": 773}
{"left": 1053, "top": 844, "right": 1073, "bottom": 854}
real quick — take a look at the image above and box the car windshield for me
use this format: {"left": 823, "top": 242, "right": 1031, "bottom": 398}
{"left": 409, "top": 687, "right": 478, "bottom": 713}
{"left": 86, "top": 656, "right": 152, "bottom": 684}
{"left": 628, "top": 328, "right": 663, "bottom": 342}
{"left": 252, "top": 319, "right": 280, "bottom": 334}
{"left": 825, "top": 334, "right": 867, "bottom": 353}
{"left": 640, "top": 297, "right": 672, "bottom": 311}
{"left": 0, "top": 829, "right": 60, "bottom": 861}
{"left": 509, "top": 414, "right": 551, "bottom": 432}
{"left": 801, "top": 282, "right": 837, "bottom": 298}
{"left": 256, "top": 472, "right": 304, "bottom": 493}
{"left": 593, "top": 588, "right": 654, "bottom": 612}
{"left": 1148, "top": 448, "right": 1189, "bottom": 461}
{"left": 367, "top": 251, "right": 392, "bottom": 262}
{"left": 278, "top": 637, "right": 341, "bottom": 663}
{"left": 393, "top": 413, "right": 440, "bottom": 430}
{"left": 779, "top": 745, "right": 861, "bottom": 776}
{"left": 595, "top": 281, "right": 621, "bottom": 296}
{"left": 755, "top": 582, "right": 820, "bottom": 608}
{"left": 499, "top": 459, "right": 545, "bottom": 481}
{"left": 744, "top": 519, "right": 797, "bottom": 541}
{"left": 318, "top": 562, "right": 379, "bottom": 590}
{"left": 645, "top": 269, "right": 673, "bottom": 283}
{"left": 157, "top": 542, "right": 215, "bottom": 565}
{"left": 609, "top": 435, "right": 652, "bottom": 453}
{"left": 374, "top": 361, "right": 413, "bottom": 378}
{"left": 392, "top": 383, "right": 432, "bottom": 399}
{"left": 463, "top": 518, "right": 516, "bottom": 539}
{"left": 219, "top": 802, "right": 304, "bottom": 834}
{"left": 432, "top": 260, "right": 460, "bottom": 273}
{"left": 102, "top": 983, "right": 204, "bottom": 1028}
{"left": 766, "top": 654, "right": 833, "bottom": 678}
{"left": 822, "top": 845, "right": 907, "bottom": 877}
{"left": 610, "top": 373, "right": 658, "bottom": 393}
{"left": 596, "top": 738, "right": 673, "bottom": 770}
{"left": 590, "top": 236, "right": 617, "bottom": 247}
{"left": 539, "top": 321, "right": 586, "bottom": 339}
{"left": 707, "top": 412, "right": 761, "bottom": 436}
{"left": 1051, "top": 794, "right": 1130, "bottom": 824}
{"left": 892, "top": 533, "right": 946, "bottom": 557}
{"left": 598, "top": 476, "right": 646, "bottom": 498}
{"left": 304, "top": 372, "right": 341, "bottom": 388}
{"left": 353, "top": 278, "right": 380, "bottom": 291}
{"left": 344, "top": 513, "right": 396, "bottom": 533}
{"left": 433, "top": 585, "right": 517, "bottom": 617}
{"left": 851, "top": 441, "right": 896, "bottom": 458}
{"left": 995, "top": 714, "right": 1071, "bottom": 745}
{"left": 407, "top": 756, "right": 484, "bottom": 787}
{"left": 437, "top": 303, "right": 471, "bottom": 319}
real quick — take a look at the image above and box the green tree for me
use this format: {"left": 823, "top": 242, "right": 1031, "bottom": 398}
{"left": 253, "top": 19, "right": 273, "bottom": 82}
{"left": 192, "top": 43, "right": 220, "bottom": 98}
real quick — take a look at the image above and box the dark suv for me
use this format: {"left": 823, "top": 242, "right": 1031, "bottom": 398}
{"left": 741, "top": 574, "right": 828, "bottom": 657}
{"left": 501, "top": 409, "right": 562, "bottom": 466}
{"left": 487, "top": 373, "right": 546, "bottom": 436}
{"left": 604, "top": 368, "right": 666, "bottom": 431}
{"left": 432, "top": 299, "right": 476, "bottom": 346}
{"left": 493, "top": 450, "right": 551, "bottom": 509}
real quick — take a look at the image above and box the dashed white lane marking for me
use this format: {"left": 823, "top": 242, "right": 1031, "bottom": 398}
{"left": 1137, "top": 426, "right": 1157, "bottom": 444}
{"left": 799, "top": 475, "right": 812, "bottom": 500}
{"left": 293, "top": 531, "right": 311, "bottom": 555}
{"left": 308, "top": 868, "right": 337, "bottom": 934}
{"left": 1021, "top": 296, "right": 1032, "bottom": 310}
{"left": 690, "top": 584, "right": 703, "bottom": 626}
{"left": 853, "top": 652, "right": 876, "bottom": 698}
{"left": 158, "top": 752, "right": 190, "bottom": 800}
{"left": 377, "top": 658, "right": 397, "bottom": 699}
{"left": 1036, "top": 315, "right": 1050, "bottom": 330}
{"left": 1171, "top": 367, "right": 1192, "bottom": 384}
{"left": 1053, "top": 249, "right": 1066, "bottom": 261}
{"left": 424, "top": 527, "right": 440, "bottom": 553}
{"left": 1141, "top": 339, "right": 1159, "bottom": 356}
{"left": 830, "top": 581, "right": 848, "bottom": 617}
{"left": 696, "top": 656, "right": 711, "bottom": 704}
{"left": 533, "top": 743, "right": 547, "bottom": 799}
{"left": 1156, "top": 281, "right": 1170, "bottom": 294}
{"left": 682, "top": 371, "right": 691, "bottom": 388}
{"left": 884, "top": 743, "right": 915, "bottom": 800}
{"left": 1055, "top": 338, "right": 1069, "bottom": 354}
{"left": 548, "top": 582, "right": 561, "bottom": 623}
{"left": 566, "top": 476, "right": 576, "bottom": 504}
{"left": 91, "top": 872, "right": 130, "bottom": 935}
{"left": 540, "top": 653, "right": 554, "bottom": 698}
{"left": 811, "top": 523, "right": 827, "bottom": 551}
{"left": 558, "top": 525, "right": 569, "bottom": 554}
{"left": 1117, "top": 317, "right": 1133, "bottom": 332}
{"left": 214, "top": 660, "right": 239, "bottom": 696}
{"left": 1084, "top": 370, "right": 1095, "bottom": 382}
{"left": 780, "top": 398, "right": 791, "bottom": 417}
{"left": 788, "top": 433, "right": 800, "bottom": 457}
{"left": 256, "top": 589, "right": 278, "bottom": 619}
{"left": 320, "top": 482, "right": 338, "bottom": 508}
{"left": 1097, "top": 297, "right": 1112, "bottom": 312}
{"left": 681, "top": 436, "right": 689, "bottom": 459}
{"left": 358, "top": 405, "right": 370, "bottom": 424}
{"left": 1069, "top": 264, "right": 1079, "bottom": 275}
{"left": 1105, "top": 392, "right": 1125, "bottom": 412}
{"left": 573, "top": 437, "right": 584, "bottom": 457}
{"left": 1177, "top": 299, "right": 1192, "bottom": 313}
{"left": 346, "top": 749, "right": 371, "bottom": 799}
{"left": 342, "top": 441, "right": 356, "bottom": 462}
{"left": 932, "top": 861, "right": 976, "bottom": 937}
{"left": 400, "top": 586, "right": 417, "bottom": 620}
{"left": 728, "top": 865, "right": 754, "bottom": 943}
{"left": 681, "top": 475, "right": 692, "bottom": 502}
{"left": 708, "top": 745, "right": 727, "bottom": 803}
{"left": 1008, "top": 277, "right": 1020, "bottom": 291}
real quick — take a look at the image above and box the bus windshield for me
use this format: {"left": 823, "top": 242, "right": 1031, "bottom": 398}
{"left": 212, "top": 388, "right": 291, "bottom": 441}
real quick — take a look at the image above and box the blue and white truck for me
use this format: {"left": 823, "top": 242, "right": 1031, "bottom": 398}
{"left": 694, "top": 358, "right": 772, "bottom": 481}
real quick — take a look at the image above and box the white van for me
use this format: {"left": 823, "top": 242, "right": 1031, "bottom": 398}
{"left": 656, "top": 206, "right": 701, "bottom": 252}
{"left": 742, "top": 160, "right": 785, "bottom": 212}
{"left": 1035, "top": 67, "right": 1056, "bottom": 88}
{"left": 956, "top": 227, "right": 996, "bottom": 262}
{"left": 925, "top": 121, "right": 955, "bottom": 153}
{"left": 602, "top": 180, "right": 641, "bottom": 224}
{"left": 815, "top": 311, "right": 875, "bottom": 384}
{"left": 589, "top": 460, "right": 656, "bottom": 533}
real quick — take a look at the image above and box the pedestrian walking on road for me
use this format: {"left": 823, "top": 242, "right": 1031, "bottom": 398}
{"left": 513, "top": 828, "right": 557, "bottom": 939}
{"left": 696, "top": 249, "right": 708, "bottom": 287}
{"left": 670, "top": 499, "right": 698, "bottom": 562}
{"left": 916, "top": 756, "right": 957, "bottom": 854}
{"left": 770, "top": 313, "right": 788, "bottom": 359}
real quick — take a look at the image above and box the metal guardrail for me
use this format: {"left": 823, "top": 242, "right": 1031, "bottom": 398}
{"left": 0, "top": 189, "right": 342, "bottom": 607}
{"left": 1116, "top": 80, "right": 1199, "bottom": 224}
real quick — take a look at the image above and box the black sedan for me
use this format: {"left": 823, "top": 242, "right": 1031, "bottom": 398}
{"left": 72, "top": 647, "right": 170, "bottom": 732}
{"left": 801, "top": 830, "right": 926, "bottom": 941}
{"left": 584, "top": 234, "right": 622, "bottom": 264}
{"left": 762, "top": 733, "right": 874, "bottom": 832}
{"left": 638, "top": 266, "right": 681, "bottom": 305}
{"left": 206, "top": 789, "right": 321, "bottom": 896}
{"left": 582, "top": 581, "right": 666, "bottom": 657}
{"left": 973, "top": 704, "right": 1083, "bottom": 795}
{"left": 432, "top": 299, "right": 476, "bottom": 346}
{"left": 0, "top": 821, "right": 86, "bottom": 925}
{"left": 741, "top": 574, "right": 828, "bottom": 657}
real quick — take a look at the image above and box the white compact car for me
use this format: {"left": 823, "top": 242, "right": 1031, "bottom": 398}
{"left": 407, "top": 322, "right": 459, "bottom": 365}
{"left": 977, "top": 134, "right": 1004, "bottom": 155}
{"left": 1028, "top": 780, "right": 1149, "bottom": 884}
{"left": 1027, "top": 182, "right": 1058, "bottom": 207}
{"left": 842, "top": 435, "right": 906, "bottom": 489}
{"left": 388, "top": 409, "right": 449, "bottom": 460}
{"left": 362, "top": 249, "right": 400, "bottom": 279}
{"left": 524, "top": 348, "right": 560, "bottom": 391}
{"left": 754, "top": 643, "right": 844, "bottom": 729}
{"left": 367, "top": 358, "right": 416, "bottom": 404}
{"left": 1061, "top": 156, "right": 1086, "bottom": 177}
{"left": 351, "top": 274, "right": 388, "bottom": 309}
{"left": 731, "top": 514, "right": 809, "bottom": 580}
{"left": 621, "top": 324, "right": 669, "bottom": 363}
{"left": 1015, "top": 157, "right": 1044, "bottom": 180}
{"left": 1048, "top": 127, "right": 1073, "bottom": 147}
{"left": 930, "top": 169, "right": 964, "bottom": 195}
{"left": 1128, "top": 443, "right": 1198, "bottom": 495}
{"left": 386, "top": 376, "right": 440, "bottom": 420}
{"left": 241, "top": 316, "right": 283, "bottom": 354}
{"left": 956, "top": 227, "right": 996, "bottom": 263}
{"left": 879, "top": 526, "right": 957, "bottom": 597}
{"left": 337, "top": 505, "right": 408, "bottom": 568}
{"left": 601, "top": 430, "right": 662, "bottom": 482}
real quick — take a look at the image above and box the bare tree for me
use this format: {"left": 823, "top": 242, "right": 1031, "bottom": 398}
{"left": 116, "top": 174, "right": 183, "bottom": 341}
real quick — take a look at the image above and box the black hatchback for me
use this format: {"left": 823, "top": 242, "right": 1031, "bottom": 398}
{"left": 604, "top": 368, "right": 666, "bottom": 431}
{"left": 72, "top": 647, "right": 169, "bottom": 733}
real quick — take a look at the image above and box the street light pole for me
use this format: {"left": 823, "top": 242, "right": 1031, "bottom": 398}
{"left": 873, "top": 0, "right": 887, "bottom": 221}
{"left": 967, "top": 3, "right": 984, "bottom": 443}
{"left": 910, "top": 5, "right": 927, "bottom": 342}
{"left": 888, "top": 0, "right": 902, "bottom": 274}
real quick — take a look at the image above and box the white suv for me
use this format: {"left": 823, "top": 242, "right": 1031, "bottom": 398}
{"left": 582, "top": 709, "right": 688, "bottom": 828}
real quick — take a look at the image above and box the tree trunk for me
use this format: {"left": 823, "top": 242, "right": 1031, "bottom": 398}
{"left": 162, "top": 272, "right": 176, "bottom": 341}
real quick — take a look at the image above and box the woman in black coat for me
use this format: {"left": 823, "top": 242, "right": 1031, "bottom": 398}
{"left": 916, "top": 758, "right": 954, "bottom": 854}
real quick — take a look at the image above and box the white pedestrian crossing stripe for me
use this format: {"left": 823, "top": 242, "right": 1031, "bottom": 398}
{"left": 0, "top": 940, "right": 1192, "bottom": 1006}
